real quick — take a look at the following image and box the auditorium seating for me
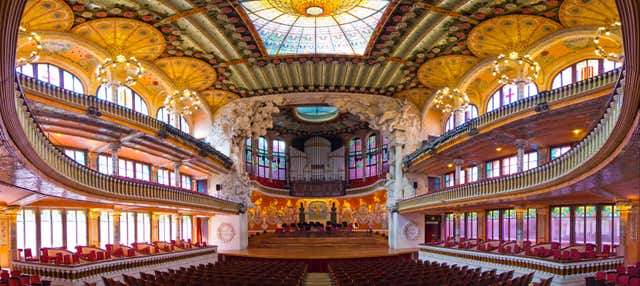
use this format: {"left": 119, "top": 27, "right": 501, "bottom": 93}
{"left": 585, "top": 262, "right": 640, "bottom": 286}
{"left": 0, "top": 270, "right": 46, "bottom": 286}
{"left": 99, "top": 261, "right": 307, "bottom": 286}
{"left": 327, "top": 259, "right": 540, "bottom": 286}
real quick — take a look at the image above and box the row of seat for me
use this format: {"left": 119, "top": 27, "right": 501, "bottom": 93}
{"left": 95, "top": 260, "right": 307, "bottom": 286}
{"left": 585, "top": 263, "right": 640, "bottom": 286}
{"left": 327, "top": 259, "right": 552, "bottom": 286}
{"left": 0, "top": 270, "right": 47, "bottom": 286}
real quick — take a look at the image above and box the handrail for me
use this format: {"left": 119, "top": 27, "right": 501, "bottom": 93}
{"left": 17, "top": 74, "right": 233, "bottom": 168}
{"left": 404, "top": 68, "right": 622, "bottom": 167}
{"left": 398, "top": 68, "right": 625, "bottom": 211}
{"left": 13, "top": 76, "right": 242, "bottom": 213}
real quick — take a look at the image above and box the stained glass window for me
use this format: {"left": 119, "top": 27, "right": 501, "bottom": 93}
{"left": 502, "top": 209, "right": 516, "bottom": 241}
{"left": 575, "top": 205, "right": 597, "bottom": 245}
{"left": 444, "top": 213, "right": 455, "bottom": 240}
{"left": 64, "top": 148, "right": 86, "bottom": 166}
{"left": 445, "top": 105, "right": 479, "bottom": 132}
{"left": 120, "top": 212, "right": 136, "bottom": 246}
{"left": 486, "top": 160, "right": 501, "bottom": 178}
{"left": 158, "top": 214, "right": 174, "bottom": 242}
{"left": 16, "top": 63, "right": 85, "bottom": 94}
{"left": 349, "top": 137, "right": 363, "bottom": 180}
{"left": 97, "top": 85, "right": 149, "bottom": 115}
{"left": 487, "top": 83, "right": 538, "bottom": 112}
{"left": 486, "top": 210, "right": 500, "bottom": 240}
{"left": 524, "top": 208, "right": 537, "bottom": 243}
{"left": 551, "top": 206, "right": 571, "bottom": 245}
{"left": 366, "top": 134, "right": 377, "bottom": 177}
{"left": 258, "top": 137, "right": 269, "bottom": 178}
{"left": 246, "top": 138, "right": 253, "bottom": 174}
{"left": 601, "top": 205, "right": 620, "bottom": 250}
{"left": 182, "top": 216, "right": 192, "bottom": 240}
{"left": 240, "top": 0, "right": 389, "bottom": 55}
{"left": 443, "top": 172, "right": 454, "bottom": 188}
{"left": 295, "top": 106, "right": 339, "bottom": 122}
{"left": 550, "top": 145, "right": 571, "bottom": 160}
{"left": 272, "top": 139, "right": 286, "bottom": 180}
{"left": 136, "top": 213, "right": 151, "bottom": 243}
{"left": 465, "top": 166, "right": 478, "bottom": 183}
{"left": 552, "top": 59, "right": 622, "bottom": 89}
{"left": 381, "top": 137, "right": 389, "bottom": 172}
{"left": 66, "top": 210, "right": 87, "bottom": 251}
{"left": 157, "top": 107, "right": 190, "bottom": 134}
{"left": 41, "top": 209, "right": 64, "bottom": 248}
{"left": 99, "top": 211, "right": 113, "bottom": 249}
{"left": 16, "top": 209, "right": 37, "bottom": 254}
{"left": 464, "top": 212, "right": 478, "bottom": 239}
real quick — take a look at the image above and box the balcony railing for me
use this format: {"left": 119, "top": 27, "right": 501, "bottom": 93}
{"left": 13, "top": 78, "right": 241, "bottom": 213}
{"left": 399, "top": 69, "right": 624, "bottom": 211}
{"left": 17, "top": 74, "right": 233, "bottom": 168}
{"left": 404, "top": 68, "right": 622, "bottom": 167}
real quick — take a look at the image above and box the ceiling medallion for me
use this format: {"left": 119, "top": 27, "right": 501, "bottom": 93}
{"left": 96, "top": 54, "right": 144, "bottom": 87}
{"left": 433, "top": 87, "right": 469, "bottom": 113}
{"left": 16, "top": 26, "right": 42, "bottom": 67}
{"left": 594, "top": 21, "right": 622, "bottom": 61}
{"left": 266, "top": 0, "right": 363, "bottom": 17}
{"left": 491, "top": 51, "right": 540, "bottom": 85}
{"left": 163, "top": 89, "right": 201, "bottom": 116}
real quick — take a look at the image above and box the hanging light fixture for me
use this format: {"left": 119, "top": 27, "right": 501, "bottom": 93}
{"left": 593, "top": 21, "right": 622, "bottom": 61}
{"left": 492, "top": 51, "right": 541, "bottom": 85}
{"left": 432, "top": 87, "right": 469, "bottom": 113}
{"left": 163, "top": 88, "right": 201, "bottom": 116}
{"left": 95, "top": 54, "right": 144, "bottom": 87}
{"left": 16, "top": 26, "right": 42, "bottom": 67}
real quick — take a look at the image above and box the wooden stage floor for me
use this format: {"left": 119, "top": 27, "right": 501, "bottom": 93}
{"left": 219, "top": 247, "right": 418, "bottom": 260}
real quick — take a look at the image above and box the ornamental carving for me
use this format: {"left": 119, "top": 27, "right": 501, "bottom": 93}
{"left": 217, "top": 223, "right": 235, "bottom": 244}
{"left": 403, "top": 221, "right": 420, "bottom": 241}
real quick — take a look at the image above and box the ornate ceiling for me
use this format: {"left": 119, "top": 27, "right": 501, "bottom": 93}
{"left": 18, "top": 0, "right": 622, "bottom": 117}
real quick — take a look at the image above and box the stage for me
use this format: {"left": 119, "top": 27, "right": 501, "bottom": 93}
{"left": 219, "top": 247, "right": 418, "bottom": 272}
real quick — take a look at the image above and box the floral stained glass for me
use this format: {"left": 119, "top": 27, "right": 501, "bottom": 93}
{"left": 240, "top": 0, "right": 389, "bottom": 55}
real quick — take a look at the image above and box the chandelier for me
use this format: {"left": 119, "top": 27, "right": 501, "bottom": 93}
{"left": 96, "top": 54, "right": 144, "bottom": 87}
{"left": 594, "top": 21, "right": 622, "bottom": 61}
{"left": 266, "top": 0, "right": 363, "bottom": 17}
{"left": 492, "top": 52, "right": 540, "bottom": 85}
{"left": 16, "top": 26, "right": 42, "bottom": 67}
{"left": 163, "top": 89, "right": 201, "bottom": 116}
{"left": 433, "top": 87, "right": 469, "bottom": 113}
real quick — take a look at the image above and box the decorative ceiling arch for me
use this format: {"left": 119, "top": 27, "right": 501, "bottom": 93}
{"left": 559, "top": 0, "right": 619, "bottom": 27}
{"left": 467, "top": 15, "right": 563, "bottom": 58}
{"left": 154, "top": 57, "right": 217, "bottom": 91}
{"left": 201, "top": 89, "right": 240, "bottom": 116}
{"left": 417, "top": 55, "right": 479, "bottom": 89}
{"left": 20, "top": 0, "right": 74, "bottom": 32}
{"left": 71, "top": 18, "right": 166, "bottom": 61}
{"left": 133, "top": 60, "right": 177, "bottom": 113}
{"left": 394, "top": 88, "right": 433, "bottom": 114}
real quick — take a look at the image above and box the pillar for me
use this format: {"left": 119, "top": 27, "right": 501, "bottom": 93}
{"left": 176, "top": 215, "right": 182, "bottom": 241}
{"left": 537, "top": 207, "right": 549, "bottom": 243}
{"left": 621, "top": 201, "right": 639, "bottom": 264}
{"left": 516, "top": 81, "right": 526, "bottom": 100}
{"left": 173, "top": 162, "right": 182, "bottom": 188}
{"left": 5, "top": 206, "right": 20, "bottom": 263}
{"left": 393, "top": 132, "right": 405, "bottom": 201}
{"left": 453, "top": 107, "right": 465, "bottom": 128}
{"left": 453, "top": 159, "right": 464, "bottom": 185}
{"left": 515, "top": 207, "right": 525, "bottom": 244}
{"left": 110, "top": 142, "right": 121, "bottom": 176}
{"left": 477, "top": 161, "right": 485, "bottom": 180}
{"left": 515, "top": 139, "right": 527, "bottom": 173}
{"left": 87, "top": 152, "right": 99, "bottom": 171}
{"left": 150, "top": 166, "right": 159, "bottom": 183}
{"left": 61, "top": 210, "right": 68, "bottom": 249}
{"left": 87, "top": 209, "right": 100, "bottom": 247}
{"left": 454, "top": 212, "right": 463, "bottom": 240}
{"left": 537, "top": 146, "right": 550, "bottom": 165}
{"left": 112, "top": 210, "right": 121, "bottom": 245}
{"left": 616, "top": 201, "right": 633, "bottom": 259}
{"left": 151, "top": 213, "right": 160, "bottom": 243}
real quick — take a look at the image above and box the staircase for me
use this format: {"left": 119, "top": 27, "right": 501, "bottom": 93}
{"left": 304, "top": 273, "right": 332, "bottom": 286}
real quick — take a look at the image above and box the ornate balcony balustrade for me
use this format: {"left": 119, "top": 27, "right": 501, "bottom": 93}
{"left": 404, "top": 68, "right": 622, "bottom": 167}
{"left": 399, "top": 69, "right": 625, "bottom": 212}
{"left": 17, "top": 74, "right": 232, "bottom": 168}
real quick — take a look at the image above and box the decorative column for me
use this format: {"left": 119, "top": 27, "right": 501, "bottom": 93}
{"left": 453, "top": 108, "right": 465, "bottom": 128}
{"left": 61, "top": 210, "right": 68, "bottom": 249}
{"left": 393, "top": 132, "right": 406, "bottom": 201}
{"left": 110, "top": 142, "right": 121, "bottom": 176}
{"left": 516, "top": 81, "right": 526, "bottom": 100}
{"left": 537, "top": 147, "right": 550, "bottom": 165}
{"left": 173, "top": 162, "right": 182, "bottom": 188}
{"left": 87, "top": 152, "right": 99, "bottom": 171}
{"left": 176, "top": 215, "right": 182, "bottom": 241}
{"left": 453, "top": 159, "right": 464, "bottom": 185}
{"left": 5, "top": 206, "right": 20, "bottom": 262}
{"left": 515, "top": 139, "right": 527, "bottom": 173}
{"left": 616, "top": 201, "right": 633, "bottom": 258}
{"left": 87, "top": 209, "right": 100, "bottom": 247}
{"left": 150, "top": 165, "right": 158, "bottom": 183}
{"left": 477, "top": 212, "right": 486, "bottom": 240}
{"left": 476, "top": 161, "right": 485, "bottom": 180}
{"left": 112, "top": 210, "right": 121, "bottom": 245}
{"left": 151, "top": 213, "right": 160, "bottom": 243}
{"left": 537, "top": 207, "right": 549, "bottom": 243}
{"left": 454, "top": 212, "right": 463, "bottom": 240}
{"left": 515, "top": 207, "right": 525, "bottom": 244}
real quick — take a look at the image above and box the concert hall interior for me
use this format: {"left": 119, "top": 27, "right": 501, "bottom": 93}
{"left": 0, "top": 0, "right": 639, "bottom": 285}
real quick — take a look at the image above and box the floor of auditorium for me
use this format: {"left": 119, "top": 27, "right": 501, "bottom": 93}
{"left": 220, "top": 246, "right": 417, "bottom": 259}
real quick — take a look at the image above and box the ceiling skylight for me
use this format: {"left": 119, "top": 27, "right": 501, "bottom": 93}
{"left": 240, "top": 0, "right": 390, "bottom": 56}
{"left": 295, "top": 106, "right": 339, "bottom": 122}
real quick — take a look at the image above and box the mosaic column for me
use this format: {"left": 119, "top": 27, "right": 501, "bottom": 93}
{"left": 112, "top": 210, "right": 121, "bottom": 245}
{"left": 5, "top": 206, "right": 20, "bottom": 262}
{"left": 515, "top": 139, "right": 527, "bottom": 173}
{"left": 87, "top": 209, "right": 100, "bottom": 247}
{"left": 453, "top": 159, "right": 464, "bottom": 185}
{"left": 515, "top": 207, "right": 525, "bottom": 244}
{"left": 616, "top": 201, "right": 632, "bottom": 257}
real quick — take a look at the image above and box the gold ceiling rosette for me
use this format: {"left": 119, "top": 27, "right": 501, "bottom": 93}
{"left": 156, "top": 57, "right": 216, "bottom": 116}
{"left": 266, "top": 0, "right": 364, "bottom": 16}
{"left": 417, "top": 55, "right": 478, "bottom": 114}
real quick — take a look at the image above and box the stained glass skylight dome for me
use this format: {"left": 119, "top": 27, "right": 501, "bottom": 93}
{"left": 240, "top": 0, "right": 390, "bottom": 55}
{"left": 295, "top": 106, "right": 339, "bottom": 122}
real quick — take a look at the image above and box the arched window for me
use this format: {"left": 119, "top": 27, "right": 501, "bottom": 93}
{"left": 271, "top": 139, "right": 286, "bottom": 180}
{"left": 551, "top": 59, "right": 622, "bottom": 89}
{"left": 445, "top": 105, "right": 479, "bottom": 132}
{"left": 257, "top": 137, "right": 269, "bottom": 178}
{"left": 157, "top": 107, "right": 190, "bottom": 134}
{"left": 366, "top": 134, "right": 378, "bottom": 177}
{"left": 97, "top": 85, "right": 149, "bottom": 115}
{"left": 245, "top": 138, "right": 253, "bottom": 174}
{"left": 348, "top": 137, "right": 363, "bottom": 180}
{"left": 16, "top": 63, "right": 84, "bottom": 94}
{"left": 486, "top": 83, "right": 538, "bottom": 112}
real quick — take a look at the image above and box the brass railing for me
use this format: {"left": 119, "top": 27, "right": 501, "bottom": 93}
{"left": 399, "top": 69, "right": 624, "bottom": 211}
{"left": 17, "top": 74, "right": 232, "bottom": 168}
{"left": 14, "top": 79, "right": 241, "bottom": 213}
{"left": 404, "top": 68, "right": 622, "bottom": 166}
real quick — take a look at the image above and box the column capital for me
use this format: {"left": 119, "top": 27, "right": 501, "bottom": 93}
{"left": 109, "top": 141, "right": 122, "bottom": 151}
{"left": 173, "top": 161, "right": 183, "bottom": 168}
{"left": 88, "top": 209, "right": 101, "bottom": 219}
{"left": 453, "top": 159, "right": 464, "bottom": 166}
{"left": 3, "top": 205, "right": 21, "bottom": 218}
{"left": 515, "top": 139, "right": 528, "bottom": 149}
{"left": 616, "top": 201, "right": 633, "bottom": 212}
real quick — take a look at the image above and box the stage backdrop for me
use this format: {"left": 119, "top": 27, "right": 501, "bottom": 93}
{"left": 248, "top": 190, "right": 388, "bottom": 232}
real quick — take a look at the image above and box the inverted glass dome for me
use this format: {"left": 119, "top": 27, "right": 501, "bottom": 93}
{"left": 295, "top": 106, "right": 339, "bottom": 122}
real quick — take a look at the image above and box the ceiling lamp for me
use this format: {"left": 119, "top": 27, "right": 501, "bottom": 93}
{"left": 16, "top": 26, "right": 42, "bottom": 67}
{"left": 433, "top": 87, "right": 469, "bottom": 113}
{"left": 492, "top": 51, "right": 540, "bottom": 85}
{"left": 267, "top": 0, "right": 363, "bottom": 17}
{"left": 163, "top": 89, "right": 201, "bottom": 116}
{"left": 96, "top": 54, "right": 144, "bottom": 87}
{"left": 594, "top": 21, "right": 622, "bottom": 61}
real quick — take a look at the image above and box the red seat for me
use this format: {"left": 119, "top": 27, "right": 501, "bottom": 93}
{"left": 19, "top": 275, "right": 30, "bottom": 285}
{"left": 9, "top": 271, "right": 20, "bottom": 278}
{"left": 63, "top": 254, "right": 72, "bottom": 264}
{"left": 23, "top": 248, "right": 39, "bottom": 261}
{"left": 629, "top": 277, "right": 640, "bottom": 286}
{"left": 1, "top": 270, "right": 9, "bottom": 281}
{"left": 97, "top": 251, "right": 105, "bottom": 260}
{"left": 617, "top": 274, "right": 629, "bottom": 286}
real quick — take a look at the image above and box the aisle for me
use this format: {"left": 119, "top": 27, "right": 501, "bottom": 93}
{"left": 304, "top": 273, "right": 332, "bottom": 286}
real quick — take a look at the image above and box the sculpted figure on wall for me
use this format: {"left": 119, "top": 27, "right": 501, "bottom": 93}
{"left": 217, "top": 171, "right": 252, "bottom": 207}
